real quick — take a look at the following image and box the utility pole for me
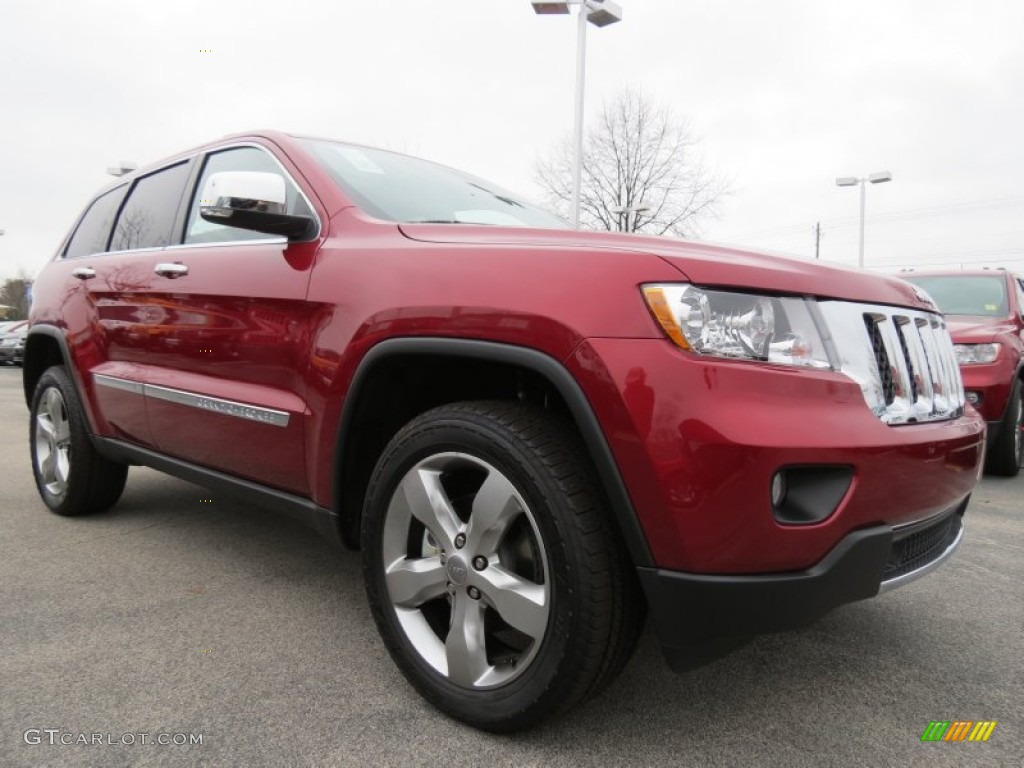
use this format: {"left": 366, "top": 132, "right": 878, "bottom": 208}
{"left": 813, "top": 221, "right": 822, "bottom": 259}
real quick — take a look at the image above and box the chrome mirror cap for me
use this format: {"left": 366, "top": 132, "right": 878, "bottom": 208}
{"left": 200, "top": 171, "right": 287, "bottom": 218}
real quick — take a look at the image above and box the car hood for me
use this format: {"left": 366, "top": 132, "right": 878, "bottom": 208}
{"left": 946, "top": 317, "right": 1019, "bottom": 343}
{"left": 398, "top": 224, "right": 935, "bottom": 311}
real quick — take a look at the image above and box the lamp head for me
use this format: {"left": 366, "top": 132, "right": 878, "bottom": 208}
{"left": 587, "top": 0, "right": 623, "bottom": 26}
{"left": 531, "top": 2, "right": 570, "bottom": 14}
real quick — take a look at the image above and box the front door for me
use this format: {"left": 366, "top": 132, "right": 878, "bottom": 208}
{"left": 143, "top": 144, "right": 323, "bottom": 495}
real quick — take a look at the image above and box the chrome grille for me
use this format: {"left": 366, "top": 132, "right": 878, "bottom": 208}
{"left": 819, "top": 301, "right": 966, "bottom": 425}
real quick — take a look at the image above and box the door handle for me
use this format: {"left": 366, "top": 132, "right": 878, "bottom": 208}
{"left": 71, "top": 267, "right": 96, "bottom": 280}
{"left": 154, "top": 262, "right": 189, "bottom": 279}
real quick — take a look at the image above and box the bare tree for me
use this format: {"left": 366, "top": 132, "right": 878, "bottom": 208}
{"left": 0, "top": 270, "right": 32, "bottom": 320}
{"left": 535, "top": 88, "right": 730, "bottom": 236}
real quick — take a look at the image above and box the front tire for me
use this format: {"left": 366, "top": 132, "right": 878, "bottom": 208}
{"left": 986, "top": 377, "right": 1022, "bottom": 477}
{"left": 29, "top": 366, "right": 128, "bottom": 516}
{"left": 362, "top": 401, "right": 642, "bottom": 731}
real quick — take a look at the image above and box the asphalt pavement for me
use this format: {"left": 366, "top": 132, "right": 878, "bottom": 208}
{"left": 0, "top": 366, "right": 1020, "bottom": 767}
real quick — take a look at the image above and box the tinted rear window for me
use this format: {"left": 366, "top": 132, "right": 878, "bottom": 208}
{"left": 64, "top": 186, "right": 128, "bottom": 259}
{"left": 109, "top": 162, "right": 191, "bottom": 252}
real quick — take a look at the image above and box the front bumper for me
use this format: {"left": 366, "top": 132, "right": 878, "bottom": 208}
{"left": 639, "top": 499, "right": 967, "bottom": 670}
{"left": 960, "top": 361, "right": 1015, "bottom": 422}
{"left": 567, "top": 338, "right": 985, "bottom": 574}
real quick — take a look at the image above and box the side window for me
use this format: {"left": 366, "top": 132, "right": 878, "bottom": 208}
{"left": 63, "top": 186, "right": 128, "bottom": 259}
{"left": 1017, "top": 278, "right": 1024, "bottom": 315}
{"left": 184, "top": 147, "right": 313, "bottom": 245}
{"left": 109, "top": 162, "right": 191, "bottom": 252}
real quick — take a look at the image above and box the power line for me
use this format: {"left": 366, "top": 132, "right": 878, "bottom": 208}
{"left": 717, "top": 194, "right": 1024, "bottom": 243}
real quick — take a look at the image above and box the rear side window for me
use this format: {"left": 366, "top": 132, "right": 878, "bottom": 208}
{"left": 109, "top": 162, "right": 191, "bottom": 252}
{"left": 64, "top": 186, "right": 128, "bottom": 259}
{"left": 184, "top": 147, "right": 313, "bottom": 245}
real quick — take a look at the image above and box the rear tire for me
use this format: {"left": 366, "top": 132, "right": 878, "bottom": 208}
{"left": 986, "top": 377, "right": 1022, "bottom": 477}
{"left": 361, "top": 401, "right": 642, "bottom": 731}
{"left": 29, "top": 366, "right": 128, "bottom": 516}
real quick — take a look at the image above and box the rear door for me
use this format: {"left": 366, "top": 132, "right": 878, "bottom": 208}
{"left": 77, "top": 163, "right": 190, "bottom": 448}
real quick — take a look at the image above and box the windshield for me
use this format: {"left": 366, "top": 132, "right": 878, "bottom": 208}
{"left": 904, "top": 275, "right": 1009, "bottom": 317}
{"left": 299, "top": 138, "right": 566, "bottom": 229}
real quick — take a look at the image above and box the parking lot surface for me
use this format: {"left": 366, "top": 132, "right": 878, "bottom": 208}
{"left": 0, "top": 366, "right": 1020, "bottom": 767}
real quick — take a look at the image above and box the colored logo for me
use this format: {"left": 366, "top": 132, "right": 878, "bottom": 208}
{"left": 921, "top": 721, "right": 996, "bottom": 742}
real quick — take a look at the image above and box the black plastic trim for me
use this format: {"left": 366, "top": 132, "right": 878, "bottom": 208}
{"left": 772, "top": 465, "right": 854, "bottom": 525}
{"left": 335, "top": 337, "right": 654, "bottom": 567}
{"left": 94, "top": 437, "right": 342, "bottom": 547}
{"left": 637, "top": 525, "right": 894, "bottom": 671}
{"left": 23, "top": 325, "right": 77, "bottom": 406}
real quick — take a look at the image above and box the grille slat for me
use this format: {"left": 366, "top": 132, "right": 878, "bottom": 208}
{"left": 819, "top": 301, "right": 966, "bottom": 425}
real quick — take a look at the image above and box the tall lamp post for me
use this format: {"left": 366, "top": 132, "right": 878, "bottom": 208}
{"left": 531, "top": 1, "right": 623, "bottom": 229}
{"left": 836, "top": 171, "right": 892, "bottom": 268}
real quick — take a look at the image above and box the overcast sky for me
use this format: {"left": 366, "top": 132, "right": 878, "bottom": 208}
{"left": 2, "top": 0, "right": 1022, "bottom": 280}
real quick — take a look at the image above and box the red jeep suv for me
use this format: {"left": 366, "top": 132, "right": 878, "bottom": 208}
{"left": 25, "top": 131, "right": 985, "bottom": 730}
{"left": 903, "top": 269, "right": 1024, "bottom": 475}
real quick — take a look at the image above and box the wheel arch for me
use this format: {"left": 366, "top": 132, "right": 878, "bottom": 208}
{"left": 23, "top": 326, "right": 75, "bottom": 409}
{"left": 332, "top": 338, "right": 654, "bottom": 568}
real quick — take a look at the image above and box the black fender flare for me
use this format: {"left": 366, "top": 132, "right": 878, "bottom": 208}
{"left": 333, "top": 337, "right": 654, "bottom": 567}
{"left": 22, "top": 325, "right": 82, "bottom": 410}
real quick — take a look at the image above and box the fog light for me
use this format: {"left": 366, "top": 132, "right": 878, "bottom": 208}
{"left": 965, "top": 391, "right": 981, "bottom": 406}
{"left": 771, "top": 466, "right": 854, "bottom": 525}
{"left": 771, "top": 472, "right": 787, "bottom": 507}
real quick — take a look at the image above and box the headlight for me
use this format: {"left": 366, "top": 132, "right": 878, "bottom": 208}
{"left": 642, "top": 284, "right": 833, "bottom": 368}
{"left": 954, "top": 343, "right": 999, "bottom": 365}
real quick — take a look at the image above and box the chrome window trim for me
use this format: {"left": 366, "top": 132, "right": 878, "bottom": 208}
{"left": 164, "top": 237, "right": 288, "bottom": 252}
{"left": 62, "top": 140, "right": 321, "bottom": 261}
{"left": 92, "top": 245, "right": 169, "bottom": 259}
{"left": 86, "top": 238, "right": 290, "bottom": 261}
{"left": 94, "top": 374, "right": 290, "bottom": 427}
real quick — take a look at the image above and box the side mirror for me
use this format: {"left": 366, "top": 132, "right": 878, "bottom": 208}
{"left": 199, "top": 171, "right": 316, "bottom": 241}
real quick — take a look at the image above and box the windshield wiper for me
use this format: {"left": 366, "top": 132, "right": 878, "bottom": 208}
{"left": 407, "top": 219, "right": 502, "bottom": 226}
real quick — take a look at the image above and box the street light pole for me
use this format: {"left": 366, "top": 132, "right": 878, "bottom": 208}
{"left": 836, "top": 171, "right": 892, "bottom": 268}
{"left": 572, "top": 5, "right": 587, "bottom": 229}
{"left": 531, "top": 1, "right": 623, "bottom": 229}
{"left": 858, "top": 181, "right": 866, "bottom": 269}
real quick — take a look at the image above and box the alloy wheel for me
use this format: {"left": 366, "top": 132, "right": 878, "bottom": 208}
{"left": 382, "top": 452, "right": 550, "bottom": 689}
{"left": 34, "top": 387, "right": 71, "bottom": 497}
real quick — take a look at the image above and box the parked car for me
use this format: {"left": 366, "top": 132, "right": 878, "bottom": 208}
{"left": 25, "top": 131, "right": 985, "bottom": 731}
{"left": 902, "top": 269, "right": 1024, "bottom": 475}
{"left": 0, "top": 321, "right": 28, "bottom": 366}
